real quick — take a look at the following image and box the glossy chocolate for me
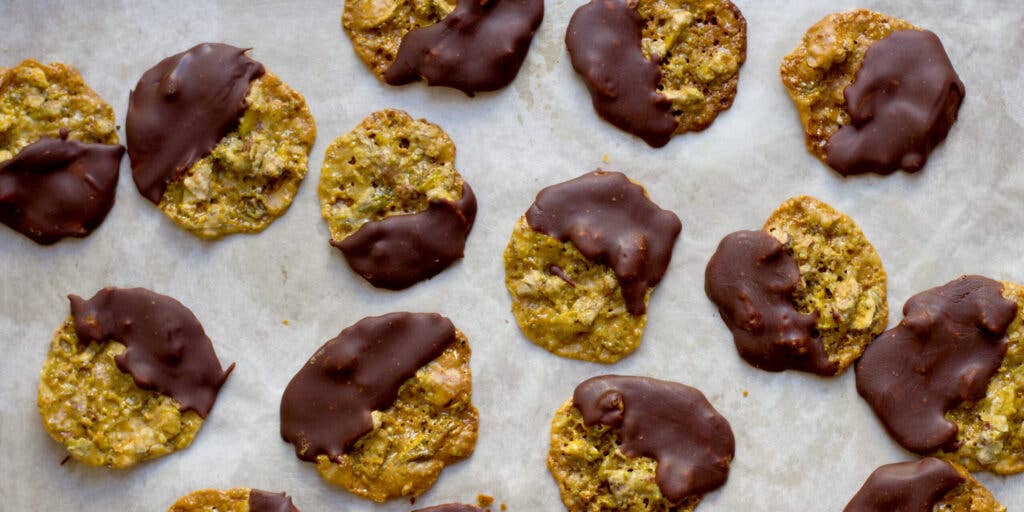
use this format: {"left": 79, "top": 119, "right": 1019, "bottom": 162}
{"left": 249, "top": 489, "right": 300, "bottom": 512}
{"left": 332, "top": 183, "right": 476, "bottom": 290}
{"left": 565, "top": 0, "right": 677, "bottom": 148}
{"left": 126, "top": 43, "right": 265, "bottom": 203}
{"left": 856, "top": 276, "right": 1017, "bottom": 453}
{"left": 705, "top": 230, "right": 836, "bottom": 375}
{"left": 525, "top": 171, "right": 680, "bottom": 315}
{"left": 280, "top": 313, "right": 457, "bottom": 461}
{"left": 843, "top": 458, "right": 964, "bottom": 512}
{"left": 384, "top": 0, "right": 543, "bottom": 95}
{"left": 573, "top": 375, "right": 734, "bottom": 502}
{"left": 69, "top": 287, "right": 234, "bottom": 418}
{"left": 0, "top": 137, "right": 123, "bottom": 245}
{"left": 826, "top": 30, "right": 965, "bottom": 175}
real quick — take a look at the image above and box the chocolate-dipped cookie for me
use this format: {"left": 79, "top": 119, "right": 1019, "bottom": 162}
{"left": 503, "top": 171, "right": 681, "bottom": 363}
{"left": 844, "top": 458, "right": 1004, "bottom": 512}
{"left": 37, "top": 287, "right": 233, "bottom": 468}
{"left": 566, "top": 0, "right": 746, "bottom": 147}
{"left": 343, "top": 0, "right": 543, "bottom": 94}
{"left": 168, "top": 488, "right": 300, "bottom": 512}
{"left": 126, "top": 43, "right": 316, "bottom": 239}
{"left": 706, "top": 196, "right": 887, "bottom": 375}
{"left": 0, "top": 60, "right": 124, "bottom": 244}
{"left": 414, "top": 506, "right": 484, "bottom": 512}
{"left": 858, "top": 276, "right": 1024, "bottom": 474}
{"left": 548, "top": 375, "right": 734, "bottom": 511}
{"left": 318, "top": 109, "right": 475, "bottom": 290}
{"left": 279, "top": 313, "right": 478, "bottom": 502}
{"left": 781, "top": 10, "right": 964, "bottom": 176}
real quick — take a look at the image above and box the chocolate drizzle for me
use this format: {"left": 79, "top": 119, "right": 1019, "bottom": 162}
{"left": 573, "top": 375, "right": 734, "bottom": 502}
{"left": 126, "top": 43, "right": 265, "bottom": 203}
{"left": 332, "top": 183, "right": 476, "bottom": 290}
{"left": 280, "top": 313, "right": 458, "bottom": 461}
{"left": 843, "top": 458, "right": 964, "bottom": 512}
{"left": 525, "top": 171, "right": 680, "bottom": 315}
{"left": 705, "top": 230, "right": 837, "bottom": 375}
{"left": 384, "top": 0, "right": 543, "bottom": 95}
{"left": 856, "top": 275, "right": 1017, "bottom": 453}
{"left": 565, "top": 0, "right": 677, "bottom": 148}
{"left": 248, "top": 489, "right": 300, "bottom": 512}
{"left": 0, "top": 137, "right": 124, "bottom": 245}
{"left": 413, "top": 506, "right": 483, "bottom": 512}
{"left": 69, "top": 287, "right": 234, "bottom": 418}
{"left": 826, "top": 30, "right": 965, "bottom": 175}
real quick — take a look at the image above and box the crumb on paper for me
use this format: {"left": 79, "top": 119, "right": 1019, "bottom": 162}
{"left": 282, "top": 319, "right": 290, "bottom": 326}
{"left": 601, "top": 154, "right": 609, "bottom": 163}
{"left": 477, "top": 494, "right": 495, "bottom": 508}
{"left": 743, "top": 389, "right": 748, "bottom": 397}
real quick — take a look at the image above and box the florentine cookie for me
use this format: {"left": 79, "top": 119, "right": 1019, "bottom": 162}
{"left": 0, "top": 60, "right": 124, "bottom": 244}
{"left": 566, "top": 0, "right": 746, "bottom": 147}
{"left": 37, "top": 287, "right": 233, "bottom": 468}
{"left": 780, "top": 10, "right": 964, "bottom": 175}
{"left": 168, "top": 488, "right": 299, "bottom": 512}
{"left": 857, "top": 277, "right": 1024, "bottom": 474}
{"left": 706, "top": 196, "right": 887, "bottom": 375}
{"left": 126, "top": 43, "right": 316, "bottom": 239}
{"left": 504, "top": 171, "right": 681, "bottom": 363}
{"left": 844, "top": 458, "right": 1004, "bottom": 512}
{"left": 319, "top": 109, "right": 475, "bottom": 290}
{"left": 548, "top": 375, "right": 734, "bottom": 511}
{"left": 280, "top": 313, "right": 478, "bottom": 502}
{"left": 343, "top": 0, "right": 543, "bottom": 94}
{"left": 414, "top": 506, "right": 484, "bottom": 512}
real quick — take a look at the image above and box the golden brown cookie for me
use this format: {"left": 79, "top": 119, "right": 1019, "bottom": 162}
{"left": 343, "top": 0, "right": 455, "bottom": 80}
{"left": 168, "top": 488, "right": 299, "bottom": 512}
{"left": 939, "top": 281, "right": 1024, "bottom": 474}
{"left": 938, "top": 464, "right": 1006, "bottom": 512}
{"left": 504, "top": 171, "right": 681, "bottom": 364}
{"left": 639, "top": 0, "right": 746, "bottom": 133}
{"left": 763, "top": 195, "right": 887, "bottom": 374}
{"left": 158, "top": 71, "right": 316, "bottom": 239}
{"left": 0, "top": 59, "right": 118, "bottom": 161}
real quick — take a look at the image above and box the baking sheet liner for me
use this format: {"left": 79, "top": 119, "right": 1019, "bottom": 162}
{"left": 2, "top": 0, "right": 1023, "bottom": 509}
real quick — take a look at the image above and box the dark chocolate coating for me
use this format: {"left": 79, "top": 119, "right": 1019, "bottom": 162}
{"left": 384, "top": 0, "right": 543, "bottom": 95}
{"left": 126, "top": 43, "right": 265, "bottom": 203}
{"left": 332, "top": 184, "right": 476, "bottom": 290}
{"left": 280, "top": 313, "right": 457, "bottom": 462}
{"left": 573, "top": 375, "right": 734, "bottom": 502}
{"left": 69, "top": 287, "right": 234, "bottom": 418}
{"left": 525, "top": 171, "right": 680, "bottom": 315}
{"left": 0, "top": 137, "right": 123, "bottom": 245}
{"left": 565, "top": 0, "right": 677, "bottom": 148}
{"left": 856, "top": 275, "right": 1017, "bottom": 453}
{"left": 413, "top": 505, "right": 484, "bottom": 512}
{"left": 843, "top": 458, "right": 964, "bottom": 512}
{"left": 705, "top": 230, "right": 837, "bottom": 375}
{"left": 826, "top": 30, "right": 965, "bottom": 175}
{"left": 248, "top": 489, "right": 300, "bottom": 512}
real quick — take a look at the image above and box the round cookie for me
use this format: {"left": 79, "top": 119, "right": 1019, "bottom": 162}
{"left": 547, "top": 376, "right": 734, "bottom": 512}
{"left": 565, "top": 0, "right": 745, "bottom": 147}
{"left": 318, "top": 109, "right": 475, "bottom": 289}
{"left": 0, "top": 59, "right": 118, "bottom": 160}
{"left": 168, "top": 488, "right": 299, "bottom": 512}
{"left": 844, "top": 458, "right": 1004, "bottom": 512}
{"left": 342, "top": 0, "right": 543, "bottom": 94}
{"left": 126, "top": 43, "right": 316, "bottom": 239}
{"left": 780, "top": 10, "right": 963, "bottom": 175}
{"left": 763, "top": 195, "right": 887, "bottom": 374}
{"left": 37, "top": 288, "right": 232, "bottom": 468}
{"left": 280, "top": 313, "right": 478, "bottom": 502}
{"left": 504, "top": 171, "right": 681, "bottom": 364}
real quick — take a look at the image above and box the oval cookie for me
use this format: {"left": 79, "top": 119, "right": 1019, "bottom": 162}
{"left": 0, "top": 60, "right": 124, "bottom": 244}
{"left": 168, "top": 488, "right": 299, "bottom": 512}
{"left": 319, "top": 109, "right": 475, "bottom": 290}
{"left": 504, "top": 171, "right": 681, "bottom": 363}
{"left": 279, "top": 313, "right": 478, "bottom": 502}
{"left": 37, "top": 287, "right": 233, "bottom": 468}
{"left": 126, "top": 43, "right": 316, "bottom": 239}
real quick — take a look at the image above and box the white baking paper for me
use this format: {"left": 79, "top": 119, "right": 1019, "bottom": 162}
{"left": 2, "top": 0, "right": 1023, "bottom": 509}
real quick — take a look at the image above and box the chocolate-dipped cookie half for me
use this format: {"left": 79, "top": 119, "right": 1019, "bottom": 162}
{"left": 168, "top": 488, "right": 300, "bottom": 512}
{"left": 844, "top": 458, "right": 1004, "bottom": 512}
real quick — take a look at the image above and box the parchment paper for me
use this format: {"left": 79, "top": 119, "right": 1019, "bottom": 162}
{"left": 2, "top": 0, "right": 1023, "bottom": 509}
